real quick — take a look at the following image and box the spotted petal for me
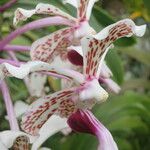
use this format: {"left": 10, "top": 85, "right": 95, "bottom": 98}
{"left": 0, "top": 61, "right": 84, "bottom": 84}
{"left": 68, "top": 46, "right": 112, "bottom": 78}
{"left": 21, "top": 88, "right": 77, "bottom": 135}
{"left": 0, "top": 131, "right": 36, "bottom": 149}
{"left": 78, "top": 0, "right": 98, "bottom": 20}
{"left": 81, "top": 19, "right": 146, "bottom": 78}
{"left": 11, "top": 135, "right": 30, "bottom": 150}
{"left": 78, "top": 0, "right": 89, "bottom": 20}
{"left": 14, "top": 3, "right": 76, "bottom": 25}
{"left": 30, "top": 28, "right": 73, "bottom": 63}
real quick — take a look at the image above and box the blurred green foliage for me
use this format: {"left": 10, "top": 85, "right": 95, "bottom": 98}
{"left": 0, "top": 0, "right": 150, "bottom": 150}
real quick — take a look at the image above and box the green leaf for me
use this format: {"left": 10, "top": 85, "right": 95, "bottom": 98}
{"left": 116, "top": 47, "right": 150, "bottom": 65}
{"left": 93, "top": 6, "right": 115, "bottom": 26}
{"left": 122, "top": 78, "right": 150, "bottom": 91}
{"left": 48, "top": 77, "right": 61, "bottom": 92}
{"left": 105, "top": 49, "right": 124, "bottom": 84}
{"left": 115, "top": 37, "right": 136, "bottom": 47}
{"left": 143, "top": 0, "right": 150, "bottom": 13}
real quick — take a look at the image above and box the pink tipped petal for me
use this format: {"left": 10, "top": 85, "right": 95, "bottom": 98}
{"left": 74, "top": 21, "right": 96, "bottom": 38}
{"left": 21, "top": 88, "right": 77, "bottom": 135}
{"left": 31, "top": 115, "right": 68, "bottom": 150}
{"left": 68, "top": 110, "right": 118, "bottom": 150}
{"left": 30, "top": 28, "right": 73, "bottom": 63}
{"left": 100, "top": 62, "right": 113, "bottom": 78}
{"left": 101, "top": 78, "right": 121, "bottom": 94}
{"left": 79, "top": 79, "right": 108, "bottom": 103}
{"left": 14, "top": 3, "right": 76, "bottom": 25}
{"left": 0, "top": 61, "right": 84, "bottom": 83}
{"left": 81, "top": 19, "right": 146, "bottom": 78}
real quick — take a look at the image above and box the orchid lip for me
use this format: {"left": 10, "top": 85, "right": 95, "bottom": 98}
{"left": 67, "top": 110, "right": 118, "bottom": 150}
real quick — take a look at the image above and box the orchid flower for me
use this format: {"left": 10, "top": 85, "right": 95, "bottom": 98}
{"left": 0, "top": 80, "right": 68, "bottom": 150}
{"left": 12, "top": 0, "right": 121, "bottom": 94}
{"left": 13, "top": 1, "right": 97, "bottom": 65}
{"left": 0, "top": 18, "right": 146, "bottom": 149}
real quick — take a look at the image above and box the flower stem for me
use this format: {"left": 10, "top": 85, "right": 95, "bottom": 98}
{"left": 0, "top": 58, "right": 23, "bottom": 66}
{"left": 0, "top": 80, "right": 19, "bottom": 131}
{"left": 0, "top": 0, "right": 17, "bottom": 13}
{"left": 3, "top": 44, "right": 30, "bottom": 51}
{"left": 40, "top": 71, "right": 70, "bottom": 80}
{"left": 0, "top": 16, "right": 74, "bottom": 50}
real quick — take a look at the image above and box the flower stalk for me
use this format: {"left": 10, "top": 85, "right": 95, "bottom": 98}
{"left": 0, "top": 58, "right": 22, "bottom": 66}
{"left": 0, "top": 80, "right": 19, "bottom": 131}
{"left": 0, "top": 16, "right": 74, "bottom": 49}
{"left": 2, "top": 44, "right": 30, "bottom": 51}
{"left": 0, "top": 0, "right": 17, "bottom": 13}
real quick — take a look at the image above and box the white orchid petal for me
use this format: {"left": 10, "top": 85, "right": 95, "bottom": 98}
{"left": 14, "top": 101, "right": 29, "bottom": 118}
{"left": 14, "top": 3, "right": 76, "bottom": 25}
{"left": 0, "top": 140, "right": 7, "bottom": 150}
{"left": 24, "top": 73, "right": 47, "bottom": 97}
{"left": 63, "top": 0, "right": 78, "bottom": 8}
{"left": 0, "top": 61, "right": 84, "bottom": 84}
{"left": 31, "top": 115, "right": 68, "bottom": 150}
{"left": 21, "top": 88, "right": 76, "bottom": 135}
{"left": 86, "top": 0, "right": 98, "bottom": 20}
